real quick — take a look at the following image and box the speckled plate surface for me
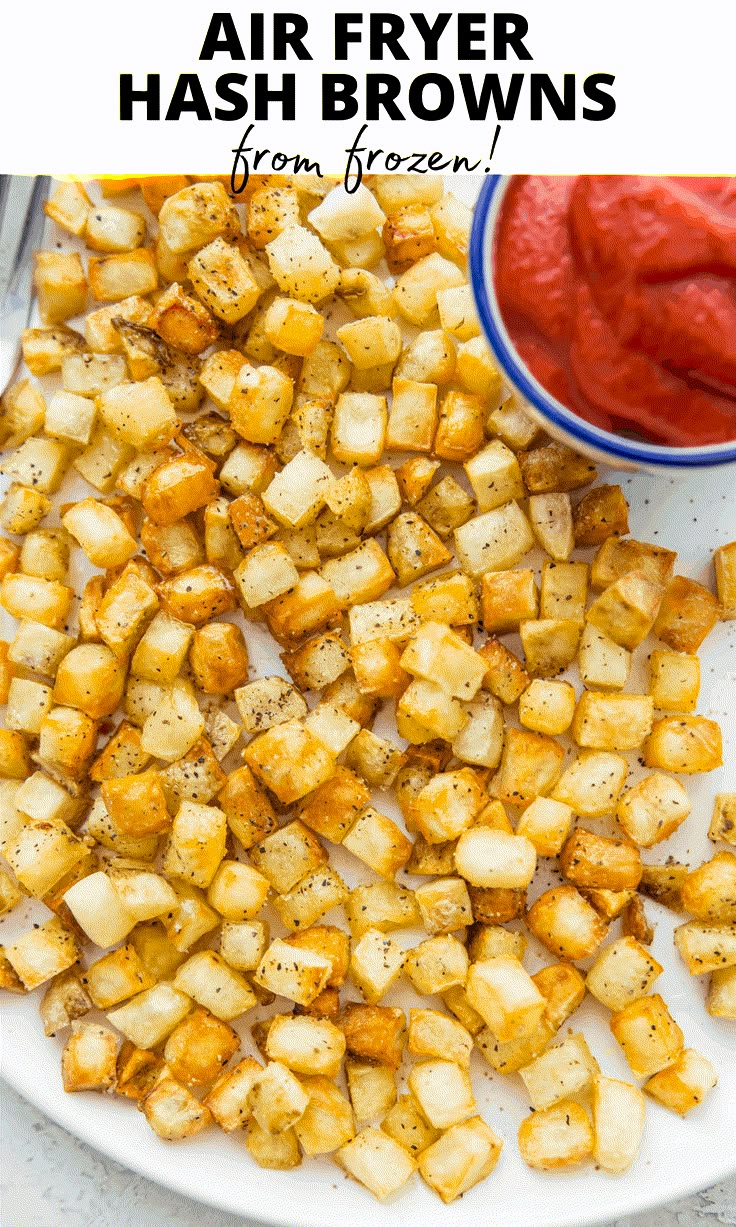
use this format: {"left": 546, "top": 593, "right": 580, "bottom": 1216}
{"left": 1, "top": 180, "right": 735, "bottom": 1227}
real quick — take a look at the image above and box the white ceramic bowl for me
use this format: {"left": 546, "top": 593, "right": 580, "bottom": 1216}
{"left": 469, "top": 176, "right": 736, "bottom": 472}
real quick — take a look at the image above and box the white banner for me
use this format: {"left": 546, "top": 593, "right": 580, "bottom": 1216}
{"left": 1, "top": 0, "right": 735, "bottom": 177}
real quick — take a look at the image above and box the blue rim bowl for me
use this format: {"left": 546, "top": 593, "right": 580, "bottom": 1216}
{"left": 469, "top": 176, "right": 736, "bottom": 471}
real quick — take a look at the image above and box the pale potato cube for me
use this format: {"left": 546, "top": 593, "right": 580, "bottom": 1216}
{"left": 202, "top": 1056, "right": 263, "bottom": 1131}
{"left": 141, "top": 680, "right": 205, "bottom": 763}
{"left": 528, "top": 493, "right": 574, "bottom": 562}
{"left": 245, "top": 720, "right": 336, "bottom": 804}
{"left": 62, "top": 498, "right": 136, "bottom": 568}
{"left": 519, "top": 1032, "right": 598, "bottom": 1110}
{"left": 418, "top": 1115, "right": 502, "bottom": 1203}
{"left": 273, "top": 865, "right": 348, "bottom": 932}
{"left": 343, "top": 806, "right": 412, "bottom": 879}
{"left": 709, "top": 793, "right": 736, "bottom": 846}
{"left": 552, "top": 752, "right": 629, "bottom": 817}
{"left": 309, "top": 183, "right": 385, "bottom": 240}
{"left": 131, "top": 611, "right": 194, "bottom": 685}
{"left": 64, "top": 872, "right": 136, "bottom": 948}
{"left": 107, "top": 982, "right": 192, "bottom": 1049}
{"left": 408, "top": 1059, "right": 476, "bottom": 1131}
{"left": 219, "top": 921, "right": 269, "bottom": 973}
{"left": 466, "top": 957, "right": 546, "bottom": 1042}
{"left": 454, "top": 828, "right": 537, "bottom": 889}
{"left": 386, "top": 378, "right": 438, "bottom": 453}
{"left": 674, "top": 921, "right": 736, "bottom": 975}
{"left": 707, "top": 965, "right": 736, "bottom": 1019}
{"left": 518, "top": 1101, "right": 594, "bottom": 1170}
{"left": 158, "top": 181, "right": 240, "bottom": 253}
{"left": 404, "top": 935, "right": 469, "bottom": 996}
{"left": 173, "top": 950, "right": 256, "bottom": 1021}
{"left": 337, "top": 1127, "right": 416, "bottom": 1201}
{"left": 206, "top": 860, "right": 270, "bottom": 921}
{"left": 266, "top": 1014, "right": 346, "bottom": 1078}
{"left": 350, "top": 929, "right": 405, "bottom": 1004}
{"left": 97, "top": 377, "right": 177, "bottom": 450}
{"left": 143, "top": 1074, "right": 213, "bottom": 1141}
{"left": 464, "top": 441, "right": 523, "bottom": 513}
{"left": 451, "top": 692, "right": 504, "bottom": 769}
{"left": 400, "top": 621, "right": 486, "bottom": 701}
{"left": 266, "top": 225, "right": 340, "bottom": 304}
{"left": 454, "top": 503, "right": 534, "bottom": 578}
{"left": 644, "top": 715, "right": 722, "bottom": 774}
{"left": 649, "top": 649, "right": 700, "bottom": 712}
{"left": 331, "top": 391, "right": 387, "bottom": 466}
{"left": 578, "top": 625, "right": 631, "bottom": 691}
{"left": 520, "top": 618, "right": 582, "bottom": 677}
{"left": 255, "top": 938, "right": 332, "bottom": 1006}
{"left": 592, "top": 1076, "right": 646, "bottom": 1173}
{"left": 586, "top": 572, "right": 662, "bottom": 650}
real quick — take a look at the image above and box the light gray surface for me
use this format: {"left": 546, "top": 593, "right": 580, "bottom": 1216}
{"left": 1, "top": 1081, "right": 734, "bottom": 1227}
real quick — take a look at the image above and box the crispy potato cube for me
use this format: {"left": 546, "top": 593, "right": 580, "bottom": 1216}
{"left": 433, "top": 390, "right": 484, "bottom": 462}
{"left": 674, "top": 921, "right": 736, "bottom": 974}
{"left": 45, "top": 179, "right": 93, "bottom": 235}
{"left": 586, "top": 937, "right": 662, "bottom": 1011}
{"left": 1, "top": 435, "right": 70, "bottom": 494}
{"left": 520, "top": 617, "right": 582, "bottom": 677}
{"left": 350, "top": 639, "right": 408, "bottom": 700}
{"left": 51, "top": 644, "right": 125, "bottom": 724}
{"left": 381, "top": 1093, "right": 440, "bottom": 1157}
{"left": 141, "top": 453, "right": 218, "bottom": 526}
{"left": 572, "top": 484, "right": 629, "bottom": 546}
{"left": 245, "top": 720, "right": 335, "bottom": 804}
{"left": 519, "top": 679, "right": 576, "bottom": 736}
{"left": 337, "top": 1127, "right": 416, "bottom": 1201}
{"left": 1, "top": 573, "right": 71, "bottom": 630}
{"left": 255, "top": 938, "right": 331, "bottom": 1006}
{"left": 8, "top": 619, "right": 72, "bottom": 681}
{"left": 206, "top": 860, "right": 270, "bottom": 921}
{"left": 644, "top": 715, "right": 722, "bottom": 774}
{"left": 293, "top": 1075, "right": 355, "bottom": 1155}
{"left": 341, "top": 1003, "right": 406, "bottom": 1070}
{"left": 130, "top": 611, "right": 194, "bottom": 687}
{"left": 533, "top": 962, "right": 586, "bottom": 1031}
{"left": 34, "top": 250, "right": 87, "bottom": 323}
{"left": 710, "top": 793, "right": 736, "bottom": 846}
{"left": 295, "top": 766, "right": 370, "bottom": 846}
{"left": 235, "top": 676, "right": 307, "bottom": 734}
{"left": 0, "top": 483, "right": 51, "bottom": 534}
{"left": 5, "top": 813, "right": 85, "bottom": 898}
{"left": 249, "top": 820, "right": 326, "bottom": 894}
{"left": 266, "top": 225, "right": 340, "bottom": 304}
{"left": 162, "top": 801, "right": 226, "bottom": 888}
{"left": 519, "top": 1032, "right": 598, "bottom": 1110}
{"left": 219, "top": 921, "right": 269, "bottom": 973}
{"left": 345, "top": 1060, "right": 397, "bottom": 1123}
{"left": 518, "top": 1101, "right": 593, "bottom": 1171}
{"left": 404, "top": 934, "right": 468, "bottom": 996}
{"left": 400, "top": 621, "right": 485, "bottom": 701}
{"left": 162, "top": 1006, "right": 240, "bottom": 1087}
{"left": 413, "top": 878, "right": 472, "bottom": 936}
{"left": 83, "top": 944, "right": 156, "bottom": 1010}
{"left": 528, "top": 493, "right": 574, "bottom": 562}
{"left": 681, "top": 852, "right": 736, "bottom": 923}
{"left": 5, "top": 916, "right": 79, "bottom": 990}
{"left": 464, "top": 441, "right": 523, "bottom": 513}
{"left": 552, "top": 751, "right": 629, "bottom": 817}
{"left": 188, "top": 237, "right": 260, "bottom": 324}
{"left": 560, "top": 828, "right": 642, "bottom": 893}
{"left": 431, "top": 192, "right": 472, "bottom": 266}
{"left": 382, "top": 203, "right": 435, "bottom": 273}
{"left": 202, "top": 1055, "right": 262, "bottom": 1130}
{"left": 411, "top": 768, "right": 484, "bottom": 843}
{"left": 586, "top": 571, "right": 662, "bottom": 650}
{"left": 649, "top": 649, "right": 700, "bottom": 713}
{"left": 454, "top": 502, "right": 534, "bottom": 579}
{"left": 480, "top": 570, "right": 538, "bottom": 636}
{"left": 62, "top": 1022, "right": 118, "bottom": 1092}
{"left": 385, "top": 377, "right": 438, "bottom": 452}
{"left": 610, "top": 994, "right": 684, "bottom": 1078}
{"left": 540, "top": 560, "right": 588, "bottom": 623}
{"left": 393, "top": 253, "right": 465, "bottom": 327}
{"left": 591, "top": 535, "right": 676, "bottom": 590}
{"left": 343, "top": 806, "right": 412, "bottom": 879}
{"left": 517, "top": 441, "right": 596, "bottom": 493}
{"left": 350, "top": 929, "right": 405, "bottom": 1003}
{"left": 418, "top": 1116, "right": 501, "bottom": 1203}
{"left": 416, "top": 479, "right": 476, "bottom": 546}
{"left": 714, "top": 540, "right": 736, "bottom": 617}
{"left": 707, "top": 965, "right": 736, "bottom": 1018}
{"left": 526, "top": 885, "right": 609, "bottom": 961}
{"left": 40, "top": 969, "right": 91, "bottom": 1037}
{"left": 37, "top": 704, "right": 97, "bottom": 780}
{"left": 387, "top": 513, "right": 451, "bottom": 588}
{"left": 86, "top": 204, "right": 145, "bottom": 252}
{"left": 466, "top": 957, "right": 546, "bottom": 1042}
{"left": 373, "top": 175, "right": 444, "bottom": 213}
{"left": 645, "top": 1049, "right": 717, "bottom": 1116}
{"left": 408, "top": 1008, "right": 473, "bottom": 1068}
{"left": 88, "top": 249, "right": 157, "bottom": 302}
{"left": 245, "top": 1118, "right": 301, "bottom": 1169}
{"left": 288, "top": 925, "right": 350, "bottom": 989}
{"left": 638, "top": 862, "right": 689, "bottom": 911}
{"left": 490, "top": 727, "right": 565, "bottom": 806}
{"left": 158, "top": 181, "right": 239, "bottom": 253}
{"left": 142, "top": 1073, "right": 212, "bottom": 1140}
{"left": 97, "top": 376, "right": 176, "bottom": 450}
{"left": 337, "top": 316, "right": 401, "bottom": 370}
{"left": 235, "top": 542, "right": 299, "bottom": 609}
{"left": 160, "top": 884, "right": 219, "bottom": 954}
{"left": 653, "top": 575, "right": 719, "bottom": 653}
{"left": 515, "top": 798, "right": 572, "bottom": 857}
{"left": 229, "top": 362, "right": 293, "bottom": 445}
{"left": 158, "top": 565, "right": 237, "bottom": 625}
{"left": 272, "top": 865, "right": 348, "bottom": 932}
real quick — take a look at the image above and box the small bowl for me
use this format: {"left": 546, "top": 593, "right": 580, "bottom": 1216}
{"left": 469, "top": 176, "right": 736, "bottom": 471}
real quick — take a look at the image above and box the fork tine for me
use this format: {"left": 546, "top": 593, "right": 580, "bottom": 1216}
{"left": 6, "top": 175, "right": 51, "bottom": 298}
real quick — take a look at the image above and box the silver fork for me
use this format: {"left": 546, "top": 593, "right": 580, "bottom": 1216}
{"left": 0, "top": 175, "right": 51, "bottom": 396}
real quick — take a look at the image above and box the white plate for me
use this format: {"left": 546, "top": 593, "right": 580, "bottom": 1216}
{"left": 1, "top": 180, "right": 735, "bottom": 1227}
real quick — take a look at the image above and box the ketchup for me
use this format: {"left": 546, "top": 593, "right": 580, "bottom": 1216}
{"left": 494, "top": 176, "right": 736, "bottom": 446}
